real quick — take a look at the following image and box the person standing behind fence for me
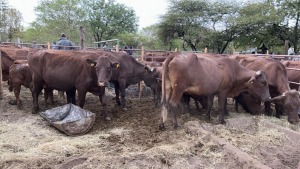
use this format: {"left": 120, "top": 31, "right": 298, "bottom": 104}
{"left": 128, "top": 46, "right": 133, "bottom": 55}
{"left": 57, "top": 33, "right": 74, "bottom": 50}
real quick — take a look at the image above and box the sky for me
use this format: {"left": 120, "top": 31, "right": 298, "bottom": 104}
{"left": 8, "top": 0, "right": 169, "bottom": 30}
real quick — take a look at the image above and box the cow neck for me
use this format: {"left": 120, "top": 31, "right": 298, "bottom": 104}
{"left": 1, "top": 50, "right": 15, "bottom": 63}
{"left": 132, "top": 60, "right": 147, "bottom": 80}
{"left": 277, "top": 81, "right": 291, "bottom": 94}
{"left": 235, "top": 68, "right": 254, "bottom": 92}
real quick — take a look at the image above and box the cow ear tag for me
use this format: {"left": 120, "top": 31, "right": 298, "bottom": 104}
{"left": 116, "top": 64, "right": 120, "bottom": 68}
{"left": 91, "top": 63, "right": 95, "bottom": 67}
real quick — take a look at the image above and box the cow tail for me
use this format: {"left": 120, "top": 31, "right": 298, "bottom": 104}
{"left": 161, "top": 54, "right": 175, "bottom": 124}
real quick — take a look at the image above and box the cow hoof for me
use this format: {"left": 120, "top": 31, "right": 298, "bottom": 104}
{"left": 32, "top": 108, "right": 39, "bottom": 114}
{"left": 205, "top": 116, "right": 212, "bottom": 121}
{"left": 8, "top": 100, "right": 17, "bottom": 105}
{"left": 17, "top": 105, "right": 23, "bottom": 110}
{"left": 173, "top": 124, "right": 179, "bottom": 129}
{"left": 105, "top": 116, "right": 111, "bottom": 121}
{"left": 219, "top": 120, "right": 226, "bottom": 125}
{"left": 159, "top": 124, "right": 165, "bottom": 131}
{"left": 122, "top": 108, "right": 128, "bottom": 111}
{"left": 182, "top": 113, "right": 190, "bottom": 119}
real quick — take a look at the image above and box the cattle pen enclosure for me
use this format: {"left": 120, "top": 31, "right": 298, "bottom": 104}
{"left": 0, "top": 81, "right": 300, "bottom": 169}
{"left": 1, "top": 44, "right": 300, "bottom": 168}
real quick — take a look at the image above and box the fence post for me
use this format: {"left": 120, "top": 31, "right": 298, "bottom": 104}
{"left": 116, "top": 45, "right": 119, "bottom": 52}
{"left": 139, "top": 46, "right": 146, "bottom": 99}
{"left": 48, "top": 42, "right": 51, "bottom": 49}
{"left": 0, "top": 47, "right": 2, "bottom": 100}
{"left": 204, "top": 47, "right": 207, "bottom": 53}
{"left": 175, "top": 48, "right": 178, "bottom": 52}
{"left": 80, "top": 26, "right": 84, "bottom": 50}
{"left": 285, "top": 40, "right": 289, "bottom": 55}
{"left": 141, "top": 46, "right": 145, "bottom": 61}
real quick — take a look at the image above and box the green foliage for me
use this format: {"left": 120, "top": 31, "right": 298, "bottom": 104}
{"left": 21, "top": 0, "right": 138, "bottom": 47}
{"left": 0, "top": 0, "right": 22, "bottom": 42}
{"left": 33, "top": 0, "right": 85, "bottom": 44}
{"left": 233, "top": 1, "right": 284, "bottom": 48}
{"left": 82, "top": 0, "right": 138, "bottom": 45}
{"left": 158, "top": 0, "right": 239, "bottom": 52}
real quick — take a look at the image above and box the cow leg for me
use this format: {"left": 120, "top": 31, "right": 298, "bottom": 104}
{"left": 14, "top": 84, "right": 22, "bottom": 109}
{"left": 169, "top": 88, "right": 185, "bottom": 129}
{"left": 114, "top": 83, "right": 121, "bottom": 106}
{"left": 159, "top": 103, "right": 168, "bottom": 130}
{"left": 264, "top": 102, "right": 272, "bottom": 116}
{"left": 179, "top": 94, "right": 190, "bottom": 115}
{"left": 275, "top": 104, "right": 284, "bottom": 118}
{"left": 205, "top": 95, "right": 214, "bottom": 121}
{"left": 194, "top": 98, "right": 201, "bottom": 111}
{"left": 153, "top": 89, "right": 158, "bottom": 107}
{"left": 58, "top": 91, "right": 65, "bottom": 101}
{"left": 119, "top": 80, "right": 127, "bottom": 110}
{"left": 234, "top": 96, "right": 239, "bottom": 113}
{"left": 224, "top": 99, "right": 229, "bottom": 116}
{"left": 66, "top": 88, "right": 76, "bottom": 105}
{"left": 99, "top": 88, "right": 110, "bottom": 121}
{"left": 32, "top": 84, "right": 43, "bottom": 114}
{"left": 44, "top": 88, "right": 54, "bottom": 107}
{"left": 217, "top": 92, "right": 227, "bottom": 124}
{"left": 77, "top": 90, "right": 87, "bottom": 108}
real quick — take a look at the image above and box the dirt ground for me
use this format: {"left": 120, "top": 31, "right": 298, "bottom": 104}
{"left": 0, "top": 82, "right": 300, "bottom": 169}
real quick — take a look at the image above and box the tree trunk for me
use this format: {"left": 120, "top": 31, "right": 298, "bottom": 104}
{"left": 293, "top": 12, "right": 300, "bottom": 54}
{"left": 79, "top": 26, "right": 84, "bottom": 50}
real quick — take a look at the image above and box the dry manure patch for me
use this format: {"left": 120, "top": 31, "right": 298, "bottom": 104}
{"left": 0, "top": 83, "right": 299, "bottom": 169}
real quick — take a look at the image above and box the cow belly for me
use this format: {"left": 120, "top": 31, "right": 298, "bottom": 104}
{"left": 184, "top": 86, "right": 213, "bottom": 96}
{"left": 43, "top": 74, "right": 78, "bottom": 90}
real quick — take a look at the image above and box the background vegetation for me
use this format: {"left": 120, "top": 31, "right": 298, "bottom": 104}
{"left": 1, "top": 0, "right": 300, "bottom": 54}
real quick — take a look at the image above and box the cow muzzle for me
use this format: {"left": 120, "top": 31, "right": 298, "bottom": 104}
{"left": 98, "top": 82, "right": 107, "bottom": 87}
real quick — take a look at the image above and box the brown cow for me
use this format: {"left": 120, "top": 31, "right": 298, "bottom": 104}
{"left": 28, "top": 50, "right": 119, "bottom": 120}
{"left": 85, "top": 50, "right": 160, "bottom": 110}
{"left": 234, "top": 92, "right": 262, "bottom": 115}
{"left": 8, "top": 60, "right": 54, "bottom": 108}
{"left": 160, "top": 53, "right": 270, "bottom": 129}
{"left": 281, "top": 60, "right": 300, "bottom": 90}
{"left": 140, "top": 61, "right": 163, "bottom": 107}
{"left": 1, "top": 47, "right": 30, "bottom": 81}
{"left": 231, "top": 55, "right": 300, "bottom": 124}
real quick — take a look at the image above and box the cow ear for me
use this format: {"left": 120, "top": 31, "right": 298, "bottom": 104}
{"left": 86, "top": 58, "right": 97, "bottom": 67}
{"left": 269, "top": 95, "right": 285, "bottom": 104}
{"left": 111, "top": 62, "right": 120, "bottom": 68}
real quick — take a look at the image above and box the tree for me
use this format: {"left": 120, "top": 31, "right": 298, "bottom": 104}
{"left": 277, "top": 0, "right": 300, "bottom": 54}
{"left": 34, "top": 0, "right": 86, "bottom": 44}
{"left": 0, "top": 0, "right": 8, "bottom": 41}
{"left": 0, "top": 0, "right": 22, "bottom": 42}
{"left": 137, "top": 25, "right": 172, "bottom": 50}
{"left": 83, "top": 0, "right": 138, "bottom": 45}
{"left": 158, "top": 0, "right": 239, "bottom": 52}
{"left": 233, "top": 1, "right": 284, "bottom": 52}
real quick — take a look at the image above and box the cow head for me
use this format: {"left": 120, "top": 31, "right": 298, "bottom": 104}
{"left": 270, "top": 90, "right": 300, "bottom": 124}
{"left": 247, "top": 71, "right": 271, "bottom": 102}
{"left": 86, "top": 57, "right": 120, "bottom": 87}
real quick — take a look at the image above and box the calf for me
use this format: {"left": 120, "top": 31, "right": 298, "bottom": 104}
{"left": 160, "top": 53, "right": 270, "bottom": 129}
{"left": 8, "top": 60, "right": 54, "bottom": 108}
{"left": 1, "top": 47, "right": 30, "bottom": 81}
